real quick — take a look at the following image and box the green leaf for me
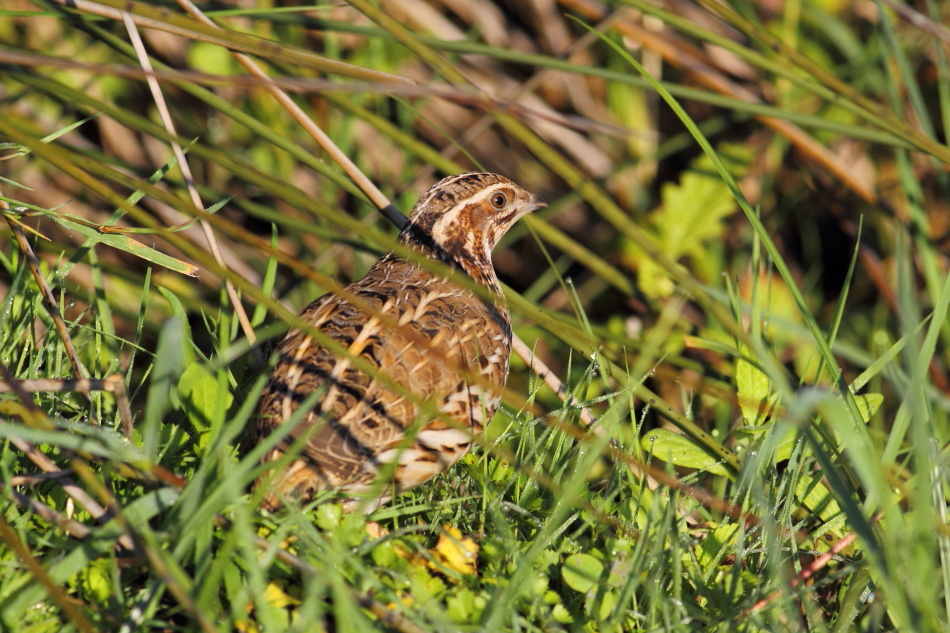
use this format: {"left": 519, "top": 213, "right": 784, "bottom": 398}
{"left": 736, "top": 345, "right": 772, "bottom": 425}
{"left": 696, "top": 523, "right": 741, "bottom": 570}
{"left": 794, "top": 472, "right": 842, "bottom": 522}
{"left": 78, "top": 557, "right": 113, "bottom": 605}
{"left": 770, "top": 423, "right": 801, "bottom": 462}
{"left": 445, "top": 587, "right": 486, "bottom": 623}
{"left": 177, "top": 362, "right": 233, "bottom": 451}
{"left": 641, "top": 429, "right": 730, "bottom": 475}
{"left": 561, "top": 553, "right": 603, "bottom": 594}
{"left": 592, "top": 588, "right": 617, "bottom": 620}
{"left": 186, "top": 40, "right": 240, "bottom": 75}
{"left": 314, "top": 503, "right": 344, "bottom": 531}
{"left": 623, "top": 144, "right": 752, "bottom": 299}
{"left": 141, "top": 316, "right": 189, "bottom": 460}
{"left": 853, "top": 393, "right": 883, "bottom": 423}
{"left": 44, "top": 214, "right": 198, "bottom": 276}
{"left": 370, "top": 540, "right": 398, "bottom": 568}
{"left": 178, "top": 362, "right": 217, "bottom": 433}
{"left": 552, "top": 602, "right": 574, "bottom": 624}
{"left": 657, "top": 149, "right": 745, "bottom": 261}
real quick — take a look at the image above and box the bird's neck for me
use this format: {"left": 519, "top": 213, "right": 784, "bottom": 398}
{"left": 396, "top": 224, "right": 502, "bottom": 294}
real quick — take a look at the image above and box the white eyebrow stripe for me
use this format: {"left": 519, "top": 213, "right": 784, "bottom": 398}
{"left": 430, "top": 186, "right": 502, "bottom": 244}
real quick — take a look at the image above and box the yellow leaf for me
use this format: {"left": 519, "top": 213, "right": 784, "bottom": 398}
{"left": 264, "top": 581, "right": 301, "bottom": 609}
{"left": 429, "top": 527, "right": 478, "bottom": 576}
{"left": 234, "top": 619, "right": 259, "bottom": 633}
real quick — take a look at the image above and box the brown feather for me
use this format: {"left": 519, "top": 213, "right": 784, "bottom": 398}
{"left": 246, "top": 172, "right": 544, "bottom": 511}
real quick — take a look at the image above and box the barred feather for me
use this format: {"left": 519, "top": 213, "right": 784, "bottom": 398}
{"left": 246, "top": 172, "right": 544, "bottom": 511}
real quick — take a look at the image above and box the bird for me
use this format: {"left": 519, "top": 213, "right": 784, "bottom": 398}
{"left": 246, "top": 172, "right": 545, "bottom": 512}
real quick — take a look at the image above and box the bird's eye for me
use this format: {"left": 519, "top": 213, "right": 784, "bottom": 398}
{"left": 490, "top": 192, "right": 508, "bottom": 209}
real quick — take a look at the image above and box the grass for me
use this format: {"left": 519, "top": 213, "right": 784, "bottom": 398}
{"left": 1, "top": 0, "right": 949, "bottom": 631}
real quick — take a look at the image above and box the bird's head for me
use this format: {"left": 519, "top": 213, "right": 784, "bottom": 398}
{"left": 399, "top": 172, "right": 545, "bottom": 286}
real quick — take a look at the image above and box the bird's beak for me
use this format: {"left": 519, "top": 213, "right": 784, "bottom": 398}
{"left": 527, "top": 194, "right": 547, "bottom": 213}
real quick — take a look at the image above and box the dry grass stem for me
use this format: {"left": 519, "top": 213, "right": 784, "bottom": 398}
{"left": 121, "top": 11, "right": 261, "bottom": 360}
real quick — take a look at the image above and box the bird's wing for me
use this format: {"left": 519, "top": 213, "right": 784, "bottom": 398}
{"left": 255, "top": 255, "right": 510, "bottom": 497}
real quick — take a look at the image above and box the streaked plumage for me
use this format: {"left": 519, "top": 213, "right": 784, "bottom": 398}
{"left": 247, "top": 172, "right": 544, "bottom": 511}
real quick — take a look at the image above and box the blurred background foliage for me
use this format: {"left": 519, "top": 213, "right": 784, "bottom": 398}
{"left": 1, "top": 0, "right": 949, "bottom": 631}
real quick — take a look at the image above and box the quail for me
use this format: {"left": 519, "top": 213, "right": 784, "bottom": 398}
{"left": 248, "top": 172, "right": 545, "bottom": 511}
